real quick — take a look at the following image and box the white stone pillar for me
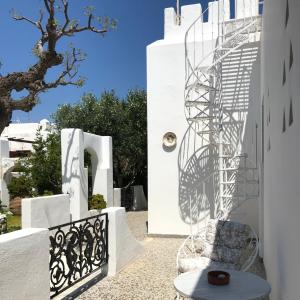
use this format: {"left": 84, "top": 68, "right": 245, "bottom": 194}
{"left": 113, "top": 188, "right": 122, "bottom": 207}
{"left": 61, "top": 129, "right": 88, "bottom": 221}
{"left": 236, "top": 0, "right": 259, "bottom": 19}
{"left": 0, "top": 139, "right": 11, "bottom": 208}
{"left": 101, "top": 207, "right": 143, "bottom": 276}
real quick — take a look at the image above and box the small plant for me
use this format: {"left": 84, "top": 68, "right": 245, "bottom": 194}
{"left": 43, "top": 190, "right": 54, "bottom": 196}
{"left": 89, "top": 194, "right": 106, "bottom": 210}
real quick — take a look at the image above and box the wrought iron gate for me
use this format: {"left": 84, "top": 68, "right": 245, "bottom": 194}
{"left": 49, "top": 213, "right": 108, "bottom": 298}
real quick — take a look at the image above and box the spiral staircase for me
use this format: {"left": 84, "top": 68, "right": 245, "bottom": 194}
{"left": 179, "top": 1, "right": 263, "bottom": 227}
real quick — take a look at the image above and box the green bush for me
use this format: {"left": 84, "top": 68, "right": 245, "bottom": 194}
{"left": 7, "top": 175, "right": 34, "bottom": 199}
{"left": 89, "top": 194, "right": 106, "bottom": 210}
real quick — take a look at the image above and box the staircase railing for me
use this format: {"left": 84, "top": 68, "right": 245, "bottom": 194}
{"left": 178, "top": 0, "right": 262, "bottom": 226}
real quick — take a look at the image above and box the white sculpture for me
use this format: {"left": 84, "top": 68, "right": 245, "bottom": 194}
{"left": 61, "top": 129, "right": 113, "bottom": 221}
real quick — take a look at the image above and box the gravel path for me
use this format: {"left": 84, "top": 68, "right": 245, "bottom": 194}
{"left": 75, "top": 211, "right": 267, "bottom": 300}
{"left": 77, "top": 211, "right": 183, "bottom": 300}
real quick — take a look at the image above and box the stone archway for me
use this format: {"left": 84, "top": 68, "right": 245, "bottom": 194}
{"left": 61, "top": 129, "right": 113, "bottom": 221}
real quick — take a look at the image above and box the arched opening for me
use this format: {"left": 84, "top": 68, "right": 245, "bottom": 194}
{"left": 84, "top": 149, "right": 93, "bottom": 204}
{"left": 84, "top": 147, "right": 101, "bottom": 210}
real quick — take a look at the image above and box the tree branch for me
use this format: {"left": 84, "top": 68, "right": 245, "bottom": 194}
{"left": 61, "top": 0, "right": 70, "bottom": 32}
{"left": 0, "top": 0, "right": 116, "bottom": 133}
{"left": 9, "top": 92, "right": 37, "bottom": 112}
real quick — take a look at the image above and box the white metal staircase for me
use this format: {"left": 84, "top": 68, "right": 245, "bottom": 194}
{"left": 179, "top": 1, "right": 262, "bottom": 224}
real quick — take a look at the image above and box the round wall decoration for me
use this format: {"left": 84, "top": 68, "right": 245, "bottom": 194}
{"left": 162, "top": 132, "right": 177, "bottom": 148}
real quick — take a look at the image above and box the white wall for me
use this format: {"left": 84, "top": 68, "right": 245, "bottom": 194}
{"left": 262, "top": 0, "right": 300, "bottom": 299}
{"left": 22, "top": 194, "right": 70, "bottom": 228}
{"left": 94, "top": 207, "right": 144, "bottom": 276}
{"left": 147, "top": 3, "right": 220, "bottom": 236}
{"left": 147, "top": 1, "right": 261, "bottom": 235}
{"left": 0, "top": 138, "right": 12, "bottom": 207}
{"left": 0, "top": 228, "right": 49, "bottom": 300}
{"left": 1, "top": 119, "right": 52, "bottom": 152}
{"left": 147, "top": 35, "right": 192, "bottom": 235}
{"left": 61, "top": 129, "right": 113, "bottom": 221}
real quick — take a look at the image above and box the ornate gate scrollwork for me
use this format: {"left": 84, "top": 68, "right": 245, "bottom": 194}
{"left": 49, "top": 213, "right": 108, "bottom": 298}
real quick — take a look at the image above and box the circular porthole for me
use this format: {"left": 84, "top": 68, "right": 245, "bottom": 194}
{"left": 162, "top": 132, "right": 177, "bottom": 149}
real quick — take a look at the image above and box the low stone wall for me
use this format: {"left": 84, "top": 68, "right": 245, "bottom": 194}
{"left": 0, "top": 228, "right": 49, "bottom": 300}
{"left": 91, "top": 207, "right": 144, "bottom": 276}
{"left": 22, "top": 194, "right": 70, "bottom": 229}
{"left": 0, "top": 196, "right": 143, "bottom": 299}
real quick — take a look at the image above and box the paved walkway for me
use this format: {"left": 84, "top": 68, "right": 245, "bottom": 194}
{"left": 76, "top": 211, "right": 267, "bottom": 300}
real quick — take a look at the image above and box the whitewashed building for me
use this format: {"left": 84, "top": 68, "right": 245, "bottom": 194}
{"left": 0, "top": 119, "right": 53, "bottom": 207}
{"left": 1, "top": 119, "right": 52, "bottom": 157}
{"left": 147, "top": 0, "right": 300, "bottom": 299}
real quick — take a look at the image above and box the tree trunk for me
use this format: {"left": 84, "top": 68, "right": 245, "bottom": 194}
{"left": 0, "top": 97, "right": 12, "bottom": 133}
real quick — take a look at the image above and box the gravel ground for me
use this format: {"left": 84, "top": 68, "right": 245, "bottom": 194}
{"left": 74, "top": 211, "right": 267, "bottom": 300}
{"left": 77, "top": 211, "right": 182, "bottom": 300}
{"left": 126, "top": 211, "right": 148, "bottom": 241}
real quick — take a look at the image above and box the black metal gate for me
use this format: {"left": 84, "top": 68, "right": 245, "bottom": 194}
{"left": 49, "top": 213, "right": 108, "bottom": 298}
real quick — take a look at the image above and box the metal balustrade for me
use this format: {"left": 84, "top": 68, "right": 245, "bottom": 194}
{"left": 179, "top": 0, "right": 262, "bottom": 225}
{"left": 49, "top": 213, "right": 108, "bottom": 298}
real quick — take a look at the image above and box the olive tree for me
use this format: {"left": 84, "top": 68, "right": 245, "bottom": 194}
{"left": 0, "top": 0, "right": 115, "bottom": 133}
{"left": 53, "top": 89, "right": 147, "bottom": 189}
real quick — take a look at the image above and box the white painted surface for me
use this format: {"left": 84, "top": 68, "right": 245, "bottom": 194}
{"left": 0, "top": 138, "right": 13, "bottom": 207}
{"left": 61, "top": 129, "right": 113, "bottom": 221}
{"left": 132, "top": 185, "right": 147, "bottom": 211}
{"left": 113, "top": 188, "right": 121, "bottom": 207}
{"left": 1, "top": 119, "right": 52, "bottom": 152}
{"left": 235, "top": 0, "right": 259, "bottom": 19}
{"left": 261, "top": 0, "right": 300, "bottom": 299}
{"left": 174, "top": 269, "right": 271, "bottom": 300}
{"left": 0, "top": 228, "right": 49, "bottom": 300}
{"left": 99, "top": 207, "right": 144, "bottom": 276}
{"left": 147, "top": 2, "right": 261, "bottom": 235}
{"left": 22, "top": 194, "right": 70, "bottom": 228}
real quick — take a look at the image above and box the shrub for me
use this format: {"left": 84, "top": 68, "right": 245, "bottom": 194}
{"left": 7, "top": 175, "right": 34, "bottom": 199}
{"left": 89, "top": 194, "right": 106, "bottom": 210}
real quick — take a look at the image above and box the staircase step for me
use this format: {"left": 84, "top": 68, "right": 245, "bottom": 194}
{"left": 185, "top": 100, "right": 217, "bottom": 107}
{"left": 187, "top": 82, "right": 217, "bottom": 92}
{"left": 197, "top": 130, "right": 217, "bottom": 135}
{"left": 219, "top": 167, "right": 245, "bottom": 171}
{"left": 219, "top": 153, "right": 248, "bottom": 158}
{"left": 187, "top": 116, "right": 217, "bottom": 122}
{"left": 222, "top": 194, "right": 258, "bottom": 199}
{"left": 221, "top": 179, "right": 259, "bottom": 185}
{"left": 222, "top": 194, "right": 245, "bottom": 198}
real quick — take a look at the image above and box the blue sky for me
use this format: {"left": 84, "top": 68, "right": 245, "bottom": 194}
{"left": 0, "top": 0, "right": 210, "bottom": 122}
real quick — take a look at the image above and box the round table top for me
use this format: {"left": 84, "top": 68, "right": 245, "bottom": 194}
{"left": 174, "top": 269, "right": 271, "bottom": 300}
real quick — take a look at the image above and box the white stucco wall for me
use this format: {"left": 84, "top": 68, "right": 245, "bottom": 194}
{"left": 0, "top": 228, "right": 49, "bottom": 300}
{"left": 147, "top": 1, "right": 261, "bottom": 235}
{"left": 147, "top": 36, "right": 191, "bottom": 235}
{"left": 61, "top": 129, "right": 113, "bottom": 221}
{"left": 261, "top": 0, "right": 300, "bottom": 299}
{"left": 147, "top": 3, "right": 219, "bottom": 236}
{"left": 22, "top": 194, "right": 70, "bottom": 228}
{"left": 0, "top": 138, "right": 12, "bottom": 207}
{"left": 1, "top": 119, "right": 52, "bottom": 152}
{"left": 90, "top": 207, "right": 144, "bottom": 276}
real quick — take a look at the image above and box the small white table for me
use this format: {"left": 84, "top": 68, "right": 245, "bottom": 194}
{"left": 174, "top": 269, "right": 271, "bottom": 300}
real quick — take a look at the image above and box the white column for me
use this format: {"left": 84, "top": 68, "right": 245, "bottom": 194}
{"left": 236, "top": 0, "right": 259, "bottom": 19}
{"left": 61, "top": 129, "right": 88, "bottom": 221}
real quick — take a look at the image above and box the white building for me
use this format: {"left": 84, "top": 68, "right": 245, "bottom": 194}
{"left": 0, "top": 119, "right": 53, "bottom": 207}
{"left": 1, "top": 119, "right": 52, "bottom": 157}
{"left": 147, "top": 0, "right": 300, "bottom": 299}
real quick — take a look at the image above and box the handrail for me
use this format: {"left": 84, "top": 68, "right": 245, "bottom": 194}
{"left": 185, "top": 18, "right": 259, "bottom": 90}
{"left": 184, "top": 1, "right": 217, "bottom": 80}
